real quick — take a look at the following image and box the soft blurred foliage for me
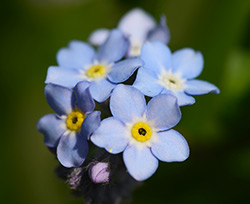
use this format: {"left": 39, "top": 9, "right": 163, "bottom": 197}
{"left": 1, "top": 0, "right": 250, "bottom": 203}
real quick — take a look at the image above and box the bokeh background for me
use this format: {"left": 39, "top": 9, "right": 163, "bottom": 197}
{"left": 1, "top": 0, "right": 250, "bottom": 203}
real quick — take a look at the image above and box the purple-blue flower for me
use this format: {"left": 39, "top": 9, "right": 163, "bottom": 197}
{"left": 133, "top": 41, "right": 220, "bottom": 106}
{"left": 45, "top": 29, "right": 143, "bottom": 102}
{"left": 89, "top": 8, "right": 170, "bottom": 57}
{"left": 37, "top": 82, "right": 101, "bottom": 168}
{"left": 91, "top": 85, "right": 189, "bottom": 181}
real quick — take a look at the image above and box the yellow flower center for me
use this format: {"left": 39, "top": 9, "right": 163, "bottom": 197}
{"left": 66, "top": 111, "right": 85, "bottom": 131}
{"left": 131, "top": 122, "right": 152, "bottom": 142}
{"left": 86, "top": 64, "right": 107, "bottom": 79}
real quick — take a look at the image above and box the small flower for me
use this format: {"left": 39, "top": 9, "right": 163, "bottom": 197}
{"left": 89, "top": 8, "right": 170, "bottom": 57}
{"left": 133, "top": 41, "right": 220, "bottom": 106}
{"left": 45, "top": 29, "right": 143, "bottom": 102}
{"left": 37, "top": 82, "right": 101, "bottom": 167}
{"left": 91, "top": 85, "right": 189, "bottom": 181}
{"left": 89, "top": 162, "right": 110, "bottom": 183}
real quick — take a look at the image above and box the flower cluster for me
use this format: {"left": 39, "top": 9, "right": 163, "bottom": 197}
{"left": 37, "top": 8, "right": 219, "bottom": 203}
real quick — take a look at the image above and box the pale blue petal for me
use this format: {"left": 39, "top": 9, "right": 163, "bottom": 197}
{"left": 37, "top": 114, "right": 66, "bottom": 147}
{"left": 57, "top": 132, "right": 89, "bottom": 168}
{"left": 147, "top": 15, "right": 170, "bottom": 44}
{"left": 123, "top": 145, "right": 158, "bottom": 181}
{"left": 151, "top": 129, "right": 189, "bottom": 162}
{"left": 45, "top": 84, "right": 75, "bottom": 115}
{"left": 45, "top": 66, "right": 83, "bottom": 88}
{"left": 172, "top": 48, "right": 204, "bottom": 79}
{"left": 89, "top": 79, "right": 116, "bottom": 102}
{"left": 118, "top": 8, "right": 156, "bottom": 43}
{"left": 57, "top": 40, "right": 95, "bottom": 69}
{"left": 81, "top": 111, "right": 101, "bottom": 140}
{"left": 74, "top": 81, "right": 95, "bottom": 113}
{"left": 96, "top": 29, "right": 128, "bottom": 63}
{"left": 161, "top": 89, "right": 195, "bottom": 106}
{"left": 185, "top": 79, "right": 220, "bottom": 95}
{"left": 110, "top": 85, "right": 146, "bottom": 123}
{"left": 133, "top": 68, "right": 163, "bottom": 97}
{"left": 146, "top": 94, "right": 181, "bottom": 130}
{"left": 141, "top": 41, "right": 172, "bottom": 75}
{"left": 88, "top": 28, "right": 110, "bottom": 46}
{"left": 91, "top": 117, "right": 129, "bottom": 154}
{"left": 108, "top": 57, "right": 144, "bottom": 83}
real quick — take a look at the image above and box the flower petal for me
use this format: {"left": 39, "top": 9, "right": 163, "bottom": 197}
{"left": 88, "top": 28, "right": 110, "bottom": 46}
{"left": 96, "top": 29, "right": 128, "bottom": 63}
{"left": 89, "top": 79, "right": 116, "bottom": 102}
{"left": 57, "top": 40, "right": 95, "bottom": 69}
{"left": 108, "top": 57, "right": 144, "bottom": 83}
{"left": 118, "top": 8, "right": 156, "bottom": 43}
{"left": 146, "top": 94, "right": 181, "bottom": 130}
{"left": 184, "top": 79, "right": 220, "bottom": 95}
{"left": 45, "top": 84, "right": 75, "bottom": 115}
{"left": 161, "top": 89, "right": 196, "bottom": 106}
{"left": 172, "top": 48, "right": 204, "bottom": 79}
{"left": 81, "top": 111, "right": 101, "bottom": 140}
{"left": 57, "top": 132, "right": 89, "bottom": 168}
{"left": 151, "top": 129, "right": 189, "bottom": 162}
{"left": 37, "top": 114, "right": 66, "bottom": 147}
{"left": 110, "top": 84, "right": 146, "bottom": 123}
{"left": 133, "top": 67, "right": 163, "bottom": 97}
{"left": 45, "top": 66, "right": 83, "bottom": 88}
{"left": 141, "top": 41, "right": 172, "bottom": 75}
{"left": 147, "top": 15, "right": 170, "bottom": 44}
{"left": 74, "top": 81, "right": 95, "bottom": 114}
{"left": 123, "top": 145, "right": 158, "bottom": 181}
{"left": 91, "top": 117, "right": 129, "bottom": 154}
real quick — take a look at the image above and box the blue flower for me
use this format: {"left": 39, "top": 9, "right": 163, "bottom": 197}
{"left": 91, "top": 85, "right": 189, "bottom": 181}
{"left": 45, "top": 29, "right": 143, "bottom": 102}
{"left": 89, "top": 8, "right": 170, "bottom": 57}
{"left": 37, "top": 82, "right": 101, "bottom": 168}
{"left": 133, "top": 41, "right": 220, "bottom": 106}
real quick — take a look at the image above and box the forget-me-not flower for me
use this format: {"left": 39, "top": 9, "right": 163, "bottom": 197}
{"left": 37, "top": 82, "right": 101, "bottom": 167}
{"left": 91, "top": 85, "right": 189, "bottom": 181}
{"left": 89, "top": 8, "right": 170, "bottom": 57}
{"left": 45, "top": 29, "right": 143, "bottom": 102}
{"left": 133, "top": 41, "right": 220, "bottom": 106}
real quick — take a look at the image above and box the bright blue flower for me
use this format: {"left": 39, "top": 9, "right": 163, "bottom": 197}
{"left": 37, "top": 82, "right": 101, "bottom": 168}
{"left": 91, "top": 85, "right": 189, "bottom": 181}
{"left": 133, "top": 41, "right": 220, "bottom": 106}
{"left": 45, "top": 29, "right": 143, "bottom": 102}
{"left": 89, "top": 8, "right": 170, "bottom": 57}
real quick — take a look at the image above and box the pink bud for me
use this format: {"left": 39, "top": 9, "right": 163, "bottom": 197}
{"left": 89, "top": 162, "right": 110, "bottom": 183}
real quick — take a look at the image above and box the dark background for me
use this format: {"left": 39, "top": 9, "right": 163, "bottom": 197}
{"left": 1, "top": 0, "right": 250, "bottom": 203}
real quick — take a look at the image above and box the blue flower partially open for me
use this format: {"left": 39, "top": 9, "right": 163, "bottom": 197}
{"left": 45, "top": 29, "right": 143, "bottom": 102}
{"left": 91, "top": 85, "right": 189, "bottom": 181}
{"left": 37, "top": 82, "right": 101, "bottom": 168}
{"left": 89, "top": 8, "right": 170, "bottom": 57}
{"left": 133, "top": 41, "right": 220, "bottom": 106}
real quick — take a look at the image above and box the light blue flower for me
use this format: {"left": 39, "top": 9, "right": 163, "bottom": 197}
{"left": 45, "top": 29, "right": 143, "bottom": 102}
{"left": 91, "top": 85, "right": 189, "bottom": 181}
{"left": 89, "top": 8, "right": 170, "bottom": 57}
{"left": 133, "top": 41, "right": 220, "bottom": 106}
{"left": 37, "top": 82, "right": 101, "bottom": 168}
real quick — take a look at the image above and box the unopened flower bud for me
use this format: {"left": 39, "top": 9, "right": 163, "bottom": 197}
{"left": 89, "top": 162, "right": 110, "bottom": 183}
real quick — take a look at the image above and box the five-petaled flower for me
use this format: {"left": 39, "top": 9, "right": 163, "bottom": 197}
{"left": 37, "top": 82, "right": 101, "bottom": 167}
{"left": 89, "top": 8, "right": 170, "bottom": 57}
{"left": 133, "top": 41, "right": 220, "bottom": 106}
{"left": 45, "top": 29, "right": 143, "bottom": 102}
{"left": 91, "top": 85, "right": 189, "bottom": 181}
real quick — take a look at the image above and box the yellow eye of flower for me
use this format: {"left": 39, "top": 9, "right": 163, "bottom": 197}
{"left": 131, "top": 122, "right": 152, "bottom": 142}
{"left": 66, "top": 111, "right": 85, "bottom": 131}
{"left": 86, "top": 64, "right": 107, "bottom": 78}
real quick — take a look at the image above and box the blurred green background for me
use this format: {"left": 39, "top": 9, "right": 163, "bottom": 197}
{"left": 1, "top": 0, "right": 250, "bottom": 203}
